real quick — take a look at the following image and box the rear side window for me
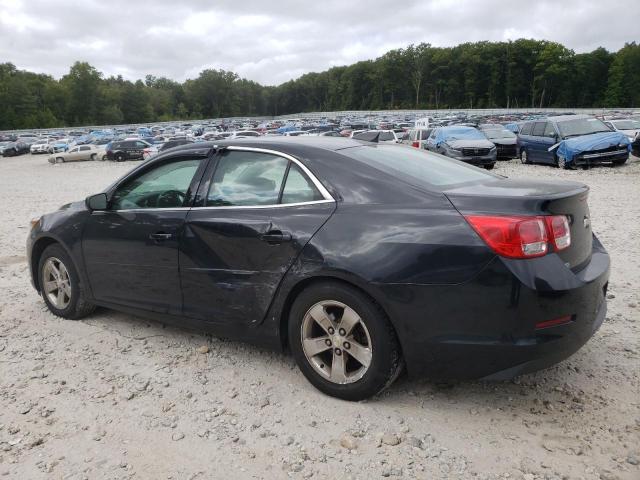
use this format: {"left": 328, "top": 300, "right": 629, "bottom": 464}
{"left": 520, "top": 123, "right": 533, "bottom": 135}
{"left": 532, "top": 122, "right": 546, "bottom": 136}
{"left": 281, "top": 164, "right": 323, "bottom": 204}
{"left": 341, "top": 145, "right": 495, "bottom": 188}
{"left": 206, "top": 151, "right": 288, "bottom": 206}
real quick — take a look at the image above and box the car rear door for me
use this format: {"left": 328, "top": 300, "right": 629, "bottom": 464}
{"left": 180, "top": 146, "right": 336, "bottom": 325}
{"left": 82, "top": 153, "right": 209, "bottom": 313}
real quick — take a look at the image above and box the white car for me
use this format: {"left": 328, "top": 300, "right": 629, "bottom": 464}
{"left": 30, "top": 139, "right": 53, "bottom": 154}
{"left": 229, "top": 130, "right": 261, "bottom": 139}
{"left": 604, "top": 119, "right": 640, "bottom": 141}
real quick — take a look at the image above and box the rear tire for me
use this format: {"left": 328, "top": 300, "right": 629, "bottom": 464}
{"left": 38, "top": 244, "right": 95, "bottom": 320}
{"left": 55, "top": 157, "right": 64, "bottom": 163}
{"left": 288, "top": 282, "right": 403, "bottom": 401}
{"left": 484, "top": 163, "right": 495, "bottom": 170}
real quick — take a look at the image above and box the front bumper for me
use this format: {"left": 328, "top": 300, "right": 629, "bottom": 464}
{"left": 378, "top": 236, "right": 610, "bottom": 380}
{"left": 448, "top": 151, "right": 496, "bottom": 166}
{"left": 572, "top": 149, "right": 629, "bottom": 166}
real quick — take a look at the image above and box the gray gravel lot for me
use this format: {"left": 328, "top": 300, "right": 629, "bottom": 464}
{"left": 0, "top": 153, "right": 639, "bottom": 480}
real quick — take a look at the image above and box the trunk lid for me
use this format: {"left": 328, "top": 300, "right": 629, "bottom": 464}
{"left": 444, "top": 178, "right": 592, "bottom": 269}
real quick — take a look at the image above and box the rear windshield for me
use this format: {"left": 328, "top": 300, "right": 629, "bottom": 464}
{"left": 341, "top": 145, "right": 496, "bottom": 188}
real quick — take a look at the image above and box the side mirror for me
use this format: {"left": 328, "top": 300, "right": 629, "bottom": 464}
{"left": 86, "top": 193, "right": 108, "bottom": 211}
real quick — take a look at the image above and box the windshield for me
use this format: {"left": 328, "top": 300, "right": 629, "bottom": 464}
{"left": 341, "top": 144, "right": 496, "bottom": 188}
{"left": 442, "top": 128, "right": 485, "bottom": 141}
{"left": 611, "top": 120, "right": 640, "bottom": 130}
{"left": 483, "top": 129, "right": 516, "bottom": 140}
{"left": 557, "top": 118, "right": 611, "bottom": 138}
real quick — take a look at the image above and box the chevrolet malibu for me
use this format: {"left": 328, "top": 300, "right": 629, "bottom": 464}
{"left": 27, "top": 138, "right": 610, "bottom": 400}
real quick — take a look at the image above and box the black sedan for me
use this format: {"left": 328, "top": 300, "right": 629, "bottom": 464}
{"left": 27, "top": 138, "right": 610, "bottom": 400}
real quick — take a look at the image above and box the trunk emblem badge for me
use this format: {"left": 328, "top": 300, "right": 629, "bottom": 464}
{"left": 583, "top": 216, "right": 590, "bottom": 228}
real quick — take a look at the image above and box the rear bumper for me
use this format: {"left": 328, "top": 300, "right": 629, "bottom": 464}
{"left": 377, "top": 237, "right": 610, "bottom": 380}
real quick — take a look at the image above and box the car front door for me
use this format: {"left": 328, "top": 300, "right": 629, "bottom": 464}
{"left": 82, "top": 154, "right": 208, "bottom": 313}
{"left": 540, "top": 122, "right": 559, "bottom": 164}
{"left": 180, "top": 146, "right": 336, "bottom": 325}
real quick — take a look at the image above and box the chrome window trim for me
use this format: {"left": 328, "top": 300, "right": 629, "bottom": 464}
{"left": 102, "top": 146, "right": 336, "bottom": 213}
{"left": 225, "top": 145, "right": 334, "bottom": 201}
{"left": 192, "top": 199, "right": 334, "bottom": 210}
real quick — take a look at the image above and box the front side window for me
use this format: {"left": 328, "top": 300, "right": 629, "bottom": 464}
{"left": 543, "top": 123, "right": 556, "bottom": 137}
{"left": 111, "top": 158, "right": 201, "bottom": 210}
{"left": 206, "top": 151, "right": 288, "bottom": 206}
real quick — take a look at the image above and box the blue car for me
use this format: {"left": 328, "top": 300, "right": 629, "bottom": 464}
{"left": 517, "top": 115, "right": 630, "bottom": 169}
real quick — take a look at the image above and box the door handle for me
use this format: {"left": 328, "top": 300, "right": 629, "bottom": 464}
{"left": 260, "top": 230, "right": 292, "bottom": 243}
{"left": 149, "top": 232, "right": 173, "bottom": 241}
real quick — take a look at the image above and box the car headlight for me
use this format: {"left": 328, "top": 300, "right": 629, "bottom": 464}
{"left": 30, "top": 216, "right": 41, "bottom": 229}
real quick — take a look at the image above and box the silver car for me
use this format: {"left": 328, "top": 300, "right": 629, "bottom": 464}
{"left": 48, "top": 145, "right": 99, "bottom": 164}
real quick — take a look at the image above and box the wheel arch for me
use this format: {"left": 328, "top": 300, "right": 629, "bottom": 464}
{"left": 30, "top": 236, "right": 69, "bottom": 292}
{"left": 277, "top": 275, "right": 402, "bottom": 356}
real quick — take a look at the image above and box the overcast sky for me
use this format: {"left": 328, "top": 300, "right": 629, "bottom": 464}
{"left": 0, "top": 0, "right": 636, "bottom": 85}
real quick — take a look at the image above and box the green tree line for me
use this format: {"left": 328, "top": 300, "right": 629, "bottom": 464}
{"left": 1, "top": 39, "right": 639, "bottom": 130}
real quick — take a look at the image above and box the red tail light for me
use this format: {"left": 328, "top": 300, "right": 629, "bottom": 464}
{"left": 465, "top": 214, "right": 572, "bottom": 259}
{"left": 545, "top": 215, "right": 571, "bottom": 251}
{"left": 411, "top": 141, "right": 420, "bottom": 148}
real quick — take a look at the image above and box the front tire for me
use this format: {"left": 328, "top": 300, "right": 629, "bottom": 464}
{"left": 520, "top": 149, "right": 530, "bottom": 164}
{"left": 288, "top": 282, "right": 403, "bottom": 401}
{"left": 115, "top": 153, "right": 125, "bottom": 162}
{"left": 38, "top": 244, "right": 95, "bottom": 320}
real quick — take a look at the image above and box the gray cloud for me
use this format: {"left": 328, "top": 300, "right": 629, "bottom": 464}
{"left": 0, "top": 0, "right": 636, "bottom": 85}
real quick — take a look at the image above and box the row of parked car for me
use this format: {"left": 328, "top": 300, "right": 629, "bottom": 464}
{"left": 396, "top": 114, "right": 639, "bottom": 170}
{"left": 3, "top": 112, "right": 639, "bottom": 170}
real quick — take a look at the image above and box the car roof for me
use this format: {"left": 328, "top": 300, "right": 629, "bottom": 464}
{"left": 154, "top": 136, "right": 365, "bottom": 158}
{"left": 546, "top": 114, "right": 592, "bottom": 123}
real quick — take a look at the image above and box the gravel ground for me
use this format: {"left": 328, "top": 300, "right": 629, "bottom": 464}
{"left": 0, "top": 152, "right": 639, "bottom": 480}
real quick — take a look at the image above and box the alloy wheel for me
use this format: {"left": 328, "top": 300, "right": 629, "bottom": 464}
{"left": 42, "top": 257, "right": 72, "bottom": 309}
{"left": 300, "top": 300, "right": 372, "bottom": 384}
{"left": 520, "top": 150, "right": 528, "bottom": 164}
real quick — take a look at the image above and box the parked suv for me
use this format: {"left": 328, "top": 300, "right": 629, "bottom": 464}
{"left": 480, "top": 127, "right": 518, "bottom": 159}
{"left": 426, "top": 126, "right": 496, "bottom": 169}
{"left": 518, "top": 115, "right": 630, "bottom": 168}
{"left": 106, "top": 140, "right": 153, "bottom": 161}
